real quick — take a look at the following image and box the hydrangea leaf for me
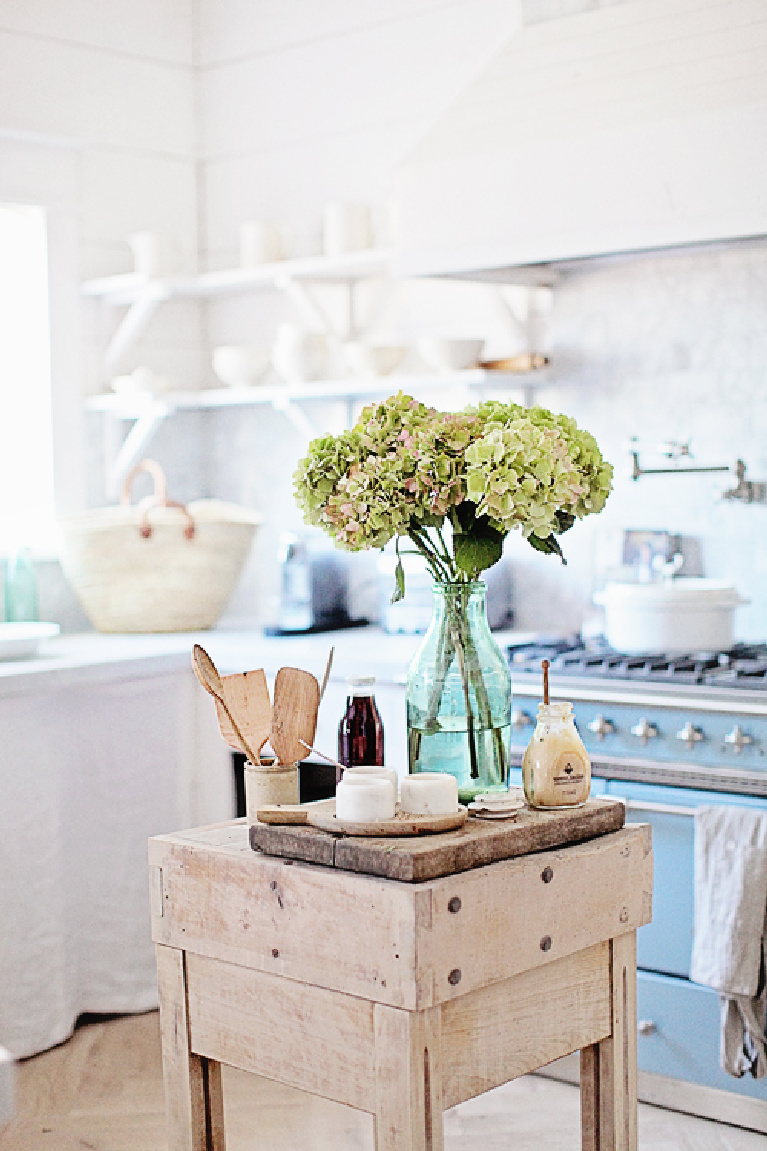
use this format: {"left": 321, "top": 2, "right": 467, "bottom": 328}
{"left": 391, "top": 554, "right": 406, "bottom": 603}
{"left": 453, "top": 524, "right": 505, "bottom": 577}
{"left": 528, "top": 532, "right": 567, "bottom": 565}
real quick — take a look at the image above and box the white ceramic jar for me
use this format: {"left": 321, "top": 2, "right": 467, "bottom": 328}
{"left": 400, "top": 773, "right": 459, "bottom": 816}
{"left": 336, "top": 775, "right": 396, "bottom": 822}
{"left": 342, "top": 765, "right": 399, "bottom": 797}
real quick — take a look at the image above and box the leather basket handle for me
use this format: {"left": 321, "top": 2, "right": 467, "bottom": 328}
{"left": 121, "top": 458, "right": 195, "bottom": 540}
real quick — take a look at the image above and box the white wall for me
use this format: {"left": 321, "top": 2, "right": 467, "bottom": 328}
{"left": 196, "top": 0, "right": 526, "bottom": 625}
{"left": 0, "top": 0, "right": 201, "bottom": 402}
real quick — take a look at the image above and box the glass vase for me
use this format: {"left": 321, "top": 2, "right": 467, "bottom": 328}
{"left": 406, "top": 581, "right": 512, "bottom": 803}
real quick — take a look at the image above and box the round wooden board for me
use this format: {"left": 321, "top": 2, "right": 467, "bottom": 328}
{"left": 307, "top": 804, "right": 468, "bottom": 837}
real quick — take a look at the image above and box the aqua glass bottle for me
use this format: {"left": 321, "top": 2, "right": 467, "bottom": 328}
{"left": 406, "top": 581, "right": 512, "bottom": 803}
{"left": 5, "top": 547, "right": 38, "bottom": 622}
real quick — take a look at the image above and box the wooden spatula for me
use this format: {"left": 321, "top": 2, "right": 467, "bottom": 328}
{"left": 192, "top": 644, "right": 260, "bottom": 764}
{"left": 270, "top": 667, "right": 321, "bottom": 765}
{"left": 216, "top": 669, "right": 272, "bottom": 766}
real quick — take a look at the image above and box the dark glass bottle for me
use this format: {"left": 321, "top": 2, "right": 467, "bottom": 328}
{"left": 337, "top": 676, "right": 385, "bottom": 784}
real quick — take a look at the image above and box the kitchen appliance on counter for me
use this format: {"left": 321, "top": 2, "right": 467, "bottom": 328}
{"left": 505, "top": 636, "right": 767, "bottom": 1130}
{"left": 267, "top": 532, "right": 368, "bottom": 636}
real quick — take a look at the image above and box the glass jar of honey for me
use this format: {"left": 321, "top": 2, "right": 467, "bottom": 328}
{"left": 522, "top": 701, "right": 591, "bottom": 809}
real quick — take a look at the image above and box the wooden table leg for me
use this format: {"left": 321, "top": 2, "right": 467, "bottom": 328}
{"left": 156, "top": 944, "right": 226, "bottom": 1151}
{"left": 580, "top": 932, "right": 638, "bottom": 1151}
{"left": 374, "top": 1004, "right": 443, "bottom": 1151}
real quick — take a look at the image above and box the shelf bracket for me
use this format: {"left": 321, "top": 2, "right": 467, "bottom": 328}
{"left": 105, "top": 400, "right": 170, "bottom": 498}
{"left": 102, "top": 283, "right": 172, "bottom": 377}
{"left": 495, "top": 285, "right": 553, "bottom": 354}
{"left": 274, "top": 274, "right": 341, "bottom": 340}
{"left": 270, "top": 394, "right": 318, "bottom": 440}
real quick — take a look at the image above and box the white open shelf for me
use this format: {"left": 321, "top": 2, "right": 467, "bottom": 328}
{"left": 85, "top": 367, "right": 535, "bottom": 415}
{"left": 83, "top": 247, "right": 555, "bottom": 495}
{"left": 87, "top": 367, "right": 548, "bottom": 497}
{"left": 81, "top": 248, "right": 394, "bottom": 304}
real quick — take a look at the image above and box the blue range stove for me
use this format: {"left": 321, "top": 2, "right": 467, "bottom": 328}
{"left": 506, "top": 638, "right": 767, "bottom": 1131}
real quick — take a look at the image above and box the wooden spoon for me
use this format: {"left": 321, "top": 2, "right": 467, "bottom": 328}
{"left": 216, "top": 669, "right": 272, "bottom": 766}
{"left": 319, "top": 646, "right": 334, "bottom": 702}
{"left": 270, "top": 667, "right": 321, "bottom": 765}
{"left": 192, "top": 644, "right": 260, "bottom": 764}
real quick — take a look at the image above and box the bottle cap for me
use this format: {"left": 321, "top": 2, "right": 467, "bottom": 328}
{"left": 347, "top": 675, "right": 376, "bottom": 696}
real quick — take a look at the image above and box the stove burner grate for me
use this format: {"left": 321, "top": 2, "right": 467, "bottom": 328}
{"left": 507, "top": 641, "right": 767, "bottom": 688}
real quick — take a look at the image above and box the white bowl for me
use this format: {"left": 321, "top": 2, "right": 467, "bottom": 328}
{"left": 212, "top": 345, "right": 270, "bottom": 388}
{"left": 417, "top": 337, "right": 485, "bottom": 372}
{"left": 110, "top": 366, "right": 176, "bottom": 395}
{"left": 0, "top": 622, "right": 60, "bottom": 660}
{"left": 343, "top": 341, "right": 407, "bottom": 377}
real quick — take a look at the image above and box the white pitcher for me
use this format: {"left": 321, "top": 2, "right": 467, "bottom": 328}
{"left": 272, "top": 324, "right": 328, "bottom": 383}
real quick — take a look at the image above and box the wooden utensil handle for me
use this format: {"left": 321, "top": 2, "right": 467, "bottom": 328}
{"left": 256, "top": 804, "right": 309, "bottom": 825}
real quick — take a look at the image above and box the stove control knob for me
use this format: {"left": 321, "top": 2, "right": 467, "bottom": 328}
{"left": 724, "top": 725, "right": 754, "bottom": 753}
{"left": 587, "top": 713, "right": 616, "bottom": 739}
{"left": 511, "top": 707, "right": 533, "bottom": 729}
{"left": 676, "top": 721, "right": 704, "bottom": 748}
{"left": 630, "top": 717, "right": 658, "bottom": 745}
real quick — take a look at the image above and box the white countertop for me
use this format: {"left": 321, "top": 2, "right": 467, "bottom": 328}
{"left": 0, "top": 625, "right": 530, "bottom": 695}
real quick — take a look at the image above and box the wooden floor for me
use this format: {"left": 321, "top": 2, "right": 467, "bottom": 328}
{"left": 1, "top": 1011, "right": 765, "bottom": 1151}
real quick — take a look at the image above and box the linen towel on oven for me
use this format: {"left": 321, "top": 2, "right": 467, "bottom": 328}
{"left": 690, "top": 806, "right": 767, "bottom": 1079}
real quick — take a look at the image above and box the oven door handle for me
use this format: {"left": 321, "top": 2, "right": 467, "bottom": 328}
{"left": 617, "top": 797, "right": 697, "bottom": 818}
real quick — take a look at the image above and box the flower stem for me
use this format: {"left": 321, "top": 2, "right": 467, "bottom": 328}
{"left": 409, "top": 525, "right": 452, "bottom": 582}
{"left": 446, "top": 605, "right": 479, "bottom": 778}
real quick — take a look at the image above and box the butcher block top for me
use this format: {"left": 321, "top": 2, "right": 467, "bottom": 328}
{"left": 250, "top": 795, "right": 626, "bottom": 882}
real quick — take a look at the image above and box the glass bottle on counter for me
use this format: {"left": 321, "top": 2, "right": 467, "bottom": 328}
{"left": 522, "top": 701, "right": 591, "bottom": 809}
{"left": 337, "top": 676, "right": 384, "bottom": 785}
{"left": 5, "top": 547, "right": 38, "bottom": 622}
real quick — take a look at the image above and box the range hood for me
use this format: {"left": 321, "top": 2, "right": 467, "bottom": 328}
{"left": 394, "top": 0, "right": 767, "bottom": 281}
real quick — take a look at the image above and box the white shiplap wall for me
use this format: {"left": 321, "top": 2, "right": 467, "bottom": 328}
{"left": 198, "top": 0, "right": 523, "bottom": 266}
{"left": 0, "top": 0, "right": 201, "bottom": 403}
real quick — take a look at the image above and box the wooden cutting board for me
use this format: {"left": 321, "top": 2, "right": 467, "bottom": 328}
{"left": 249, "top": 796, "right": 626, "bottom": 882}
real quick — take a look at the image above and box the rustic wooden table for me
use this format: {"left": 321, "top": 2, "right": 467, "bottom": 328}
{"left": 149, "top": 816, "right": 652, "bottom": 1151}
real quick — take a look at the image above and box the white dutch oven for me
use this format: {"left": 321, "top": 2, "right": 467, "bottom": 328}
{"left": 593, "top": 579, "right": 748, "bottom": 654}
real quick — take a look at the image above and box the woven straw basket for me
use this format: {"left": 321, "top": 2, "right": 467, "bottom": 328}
{"left": 59, "top": 459, "right": 262, "bottom": 633}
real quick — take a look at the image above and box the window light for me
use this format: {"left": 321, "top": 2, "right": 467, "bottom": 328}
{"left": 0, "top": 203, "right": 56, "bottom": 553}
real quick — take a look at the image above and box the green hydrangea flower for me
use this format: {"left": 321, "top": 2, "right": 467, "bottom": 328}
{"left": 293, "top": 393, "right": 612, "bottom": 578}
